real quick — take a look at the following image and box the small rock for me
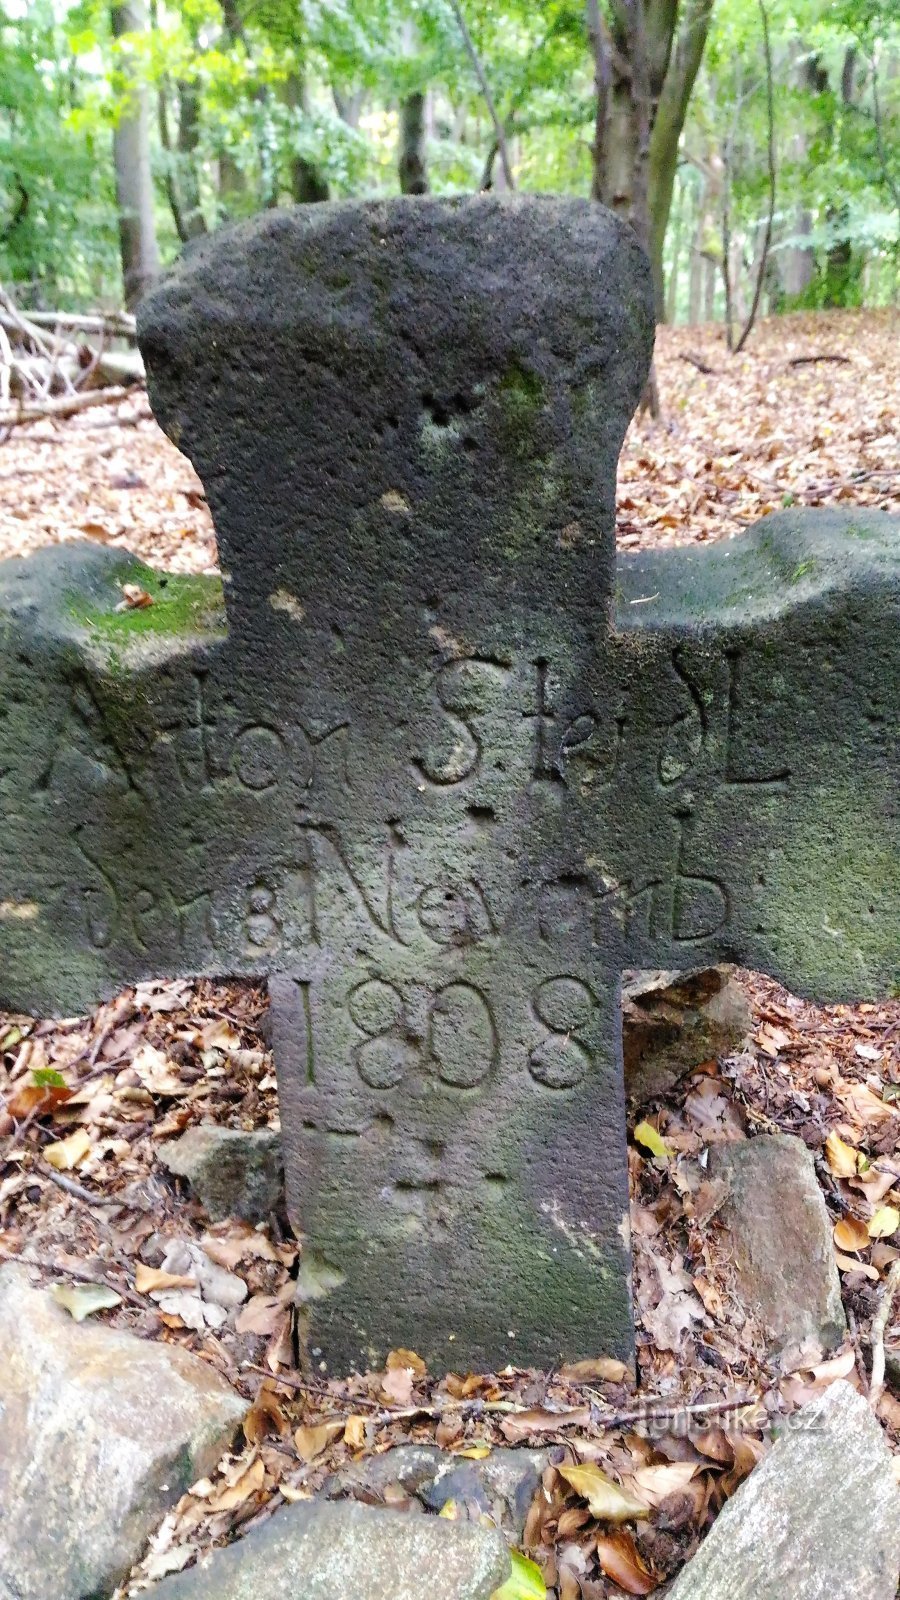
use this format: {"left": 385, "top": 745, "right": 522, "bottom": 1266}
{"left": 326, "top": 1444, "right": 550, "bottom": 1539}
{"left": 708, "top": 1133, "right": 846, "bottom": 1361}
{"left": 144, "top": 1499, "right": 510, "bottom": 1599}
{"left": 159, "top": 1123, "right": 283, "bottom": 1222}
{"left": 623, "top": 966, "right": 751, "bottom": 1105}
{"left": 666, "top": 1380, "right": 900, "bottom": 1600}
{"left": 0, "top": 1264, "right": 246, "bottom": 1600}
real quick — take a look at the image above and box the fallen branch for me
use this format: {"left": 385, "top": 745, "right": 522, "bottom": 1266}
{"left": 679, "top": 351, "right": 719, "bottom": 375}
{"left": 788, "top": 354, "right": 852, "bottom": 367}
{"left": 0, "top": 384, "right": 141, "bottom": 427}
{"left": 0, "top": 1241, "right": 152, "bottom": 1311}
{"left": 6, "top": 308, "right": 137, "bottom": 339}
{"left": 869, "top": 1257, "right": 900, "bottom": 1410}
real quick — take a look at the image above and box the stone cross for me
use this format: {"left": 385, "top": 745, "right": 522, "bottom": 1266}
{"left": 0, "top": 197, "right": 896, "bottom": 1376}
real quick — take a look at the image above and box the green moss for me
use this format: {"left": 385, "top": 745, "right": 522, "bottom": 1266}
{"left": 497, "top": 358, "right": 546, "bottom": 459}
{"left": 759, "top": 776, "right": 900, "bottom": 999}
{"left": 66, "top": 564, "right": 226, "bottom": 677}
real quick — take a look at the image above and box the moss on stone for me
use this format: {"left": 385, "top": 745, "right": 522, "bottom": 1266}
{"left": 66, "top": 563, "right": 226, "bottom": 674}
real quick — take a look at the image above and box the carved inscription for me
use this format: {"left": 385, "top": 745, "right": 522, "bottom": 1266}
{"left": 529, "top": 977, "right": 596, "bottom": 1088}
{"left": 347, "top": 978, "right": 497, "bottom": 1089}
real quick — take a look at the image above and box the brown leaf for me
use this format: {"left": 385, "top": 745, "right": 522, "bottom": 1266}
{"left": 5, "top": 1082, "right": 72, "bottom": 1119}
{"left": 595, "top": 1531, "right": 656, "bottom": 1594}
{"left": 559, "top": 1357, "right": 628, "bottom": 1383}
{"left": 380, "top": 1366, "right": 415, "bottom": 1406}
{"left": 500, "top": 1406, "right": 591, "bottom": 1444}
{"left": 243, "top": 1384, "right": 290, "bottom": 1446}
{"left": 386, "top": 1347, "right": 427, "bottom": 1378}
{"left": 293, "top": 1420, "right": 344, "bottom": 1462}
{"left": 557, "top": 1463, "right": 650, "bottom": 1523}
{"left": 235, "top": 1294, "right": 285, "bottom": 1336}
{"left": 205, "top": 1455, "right": 266, "bottom": 1510}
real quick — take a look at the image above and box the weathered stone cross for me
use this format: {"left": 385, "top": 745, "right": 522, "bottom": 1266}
{"left": 0, "top": 197, "right": 896, "bottom": 1375}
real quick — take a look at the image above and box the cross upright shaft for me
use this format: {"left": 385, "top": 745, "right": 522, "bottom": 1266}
{"left": 0, "top": 195, "right": 896, "bottom": 1374}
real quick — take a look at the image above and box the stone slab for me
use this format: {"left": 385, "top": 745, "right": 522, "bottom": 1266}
{"left": 143, "top": 1499, "right": 510, "bottom": 1600}
{"left": 666, "top": 1380, "right": 900, "bottom": 1600}
{"left": 708, "top": 1133, "right": 846, "bottom": 1360}
{"left": 160, "top": 1123, "right": 283, "bottom": 1222}
{"left": 0, "top": 1264, "right": 246, "bottom": 1600}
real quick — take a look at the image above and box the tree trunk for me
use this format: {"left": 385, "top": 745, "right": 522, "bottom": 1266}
{"left": 176, "top": 80, "right": 206, "bottom": 238}
{"left": 399, "top": 92, "right": 429, "bottom": 194}
{"left": 647, "top": 0, "right": 715, "bottom": 317}
{"left": 111, "top": 0, "right": 160, "bottom": 309}
{"left": 284, "top": 72, "right": 329, "bottom": 204}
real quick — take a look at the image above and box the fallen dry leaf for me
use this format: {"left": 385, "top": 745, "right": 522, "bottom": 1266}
{"left": 594, "top": 1530, "right": 656, "bottom": 1594}
{"left": 557, "top": 1463, "right": 650, "bottom": 1524}
{"left": 294, "top": 1420, "right": 344, "bottom": 1462}
{"left": 825, "top": 1130, "right": 859, "bottom": 1178}
{"left": 43, "top": 1127, "right": 92, "bottom": 1170}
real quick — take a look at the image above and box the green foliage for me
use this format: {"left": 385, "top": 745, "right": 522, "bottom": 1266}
{"left": 0, "top": 0, "right": 896, "bottom": 313}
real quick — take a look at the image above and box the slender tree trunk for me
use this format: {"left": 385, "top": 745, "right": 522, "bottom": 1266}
{"left": 734, "top": 0, "right": 775, "bottom": 353}
{"left": 176, "top": 80, "right": 206, "bottom": 238}
{"left": 647, "top": 0, "right": 715, "bottom": 316}
{"left": 399, "top": 92, "right": 429, "bottom": 193}
{"left": 284, "top": 73, "right": 329, "bottom": 204}
{"left": 111, "top": 0, "right": 160, "bottom": 309}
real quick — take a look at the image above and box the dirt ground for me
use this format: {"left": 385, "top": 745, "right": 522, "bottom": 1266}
{"left": 0, "top": 308, "right": 898, "bottom": 1598}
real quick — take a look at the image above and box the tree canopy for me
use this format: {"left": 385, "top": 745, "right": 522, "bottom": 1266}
{"left": 1, "top": 0, "right": 897, "bottom": 318}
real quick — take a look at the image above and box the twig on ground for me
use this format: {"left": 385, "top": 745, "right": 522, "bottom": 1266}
{"left": 0, "top": 384, "right": 140, "bottom": 427}
{"left": 679, "top": 351, "right": 719, "bottom": 375}
{"left": 0, "top": 1241, "right": 153, "bottom": 1311}
{"left": 869, "top": 1258, "right": 900, "bottom": 1410}
{"left": 789, "top": 354, "right": 852, "bottom": 367}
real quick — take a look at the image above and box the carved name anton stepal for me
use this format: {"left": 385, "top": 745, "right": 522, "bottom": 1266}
{"left": 0, "top": 196, "right": 896, "bottom": 1373}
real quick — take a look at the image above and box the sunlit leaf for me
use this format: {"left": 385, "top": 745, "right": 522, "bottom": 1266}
{"left": 557, "top": 1463, "right": 650, "bottom": 1523}
{"left": 44, "top": 1127, "right": 92, "bottom": 1170}
{"left": 51, "top": 1282, "right": 121, "bottom": 1321}
{"left": 833, "top": 1216, "right": 870, "bottom": 1252}
{"left": 491, "top": 1550, "right": 547, "bottom": 1600}
{"left": 633, "top": 1121, "right": 670, "bottom": 1161}
{"left": 869, "top": 1206, "right": 900, "bottom": 1239}
{"left": 824, "top": 1131, "right": 859, "bottom": 1178}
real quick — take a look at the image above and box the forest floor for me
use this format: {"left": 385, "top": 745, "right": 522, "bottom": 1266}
{"left": 1, "top": 308, "right": 897, "bottom": 571}
{"left": 0, "top": 307, "right": 898, "bottom": 1599}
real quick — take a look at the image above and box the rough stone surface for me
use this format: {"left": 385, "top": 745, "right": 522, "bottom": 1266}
{"left": 622, "top": 966, "right": 751, "bottom": 1103}
{"left": 325, "top": 1444, "right": 550, "bottom": 1539}
{"left": 0, "top": 195, "right": 896, "bottom": 1374}
{"left": 708, "top": 1134, "right": 846, "bottom": 1360}
{"left": 159, "top": 1123, "right": 283, "bottom": 1222}
{"left": 0, "top": 1264, "right": 246, "bottom": 1600}
{"left": 144, "top": 1499, "right": 510, "bottom": 1600}
{"left": 666, "top": 1381, "right": 900, "bottom": 1600}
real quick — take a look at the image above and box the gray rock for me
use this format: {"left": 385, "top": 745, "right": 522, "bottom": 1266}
{"left": 144, "top": 1499, "right": 510, "bottom": 1600}
{"left": 708, "top": 1134, "right": 846, "bottom": 1361}
{"left": 623, "top": 966, "right": 751, "bottom": 1104}
{"left": 0, "top": 1264, "right": 246, "bottom": 1600}
{"left": 666, "top": 1380, "right": 900, "bottom": 1600}
{"left": 325, "top": 1443, "right": 549, "bottom": 1539}
{"left": 160, "top": 1123, "right": 283, "bottom": 1222}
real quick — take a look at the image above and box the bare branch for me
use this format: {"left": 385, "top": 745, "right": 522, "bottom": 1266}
{"left": 448, "top": 0, "right": 515, "bottom": 190}
{"left": 734, "top": 0, "right": 776, "bottom": 355}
